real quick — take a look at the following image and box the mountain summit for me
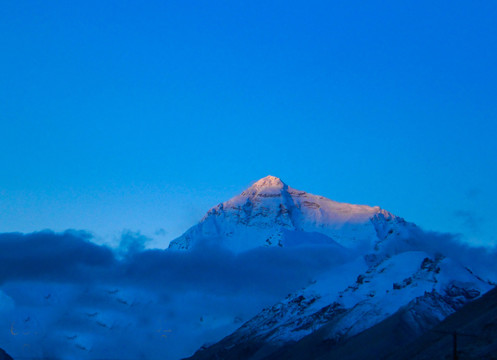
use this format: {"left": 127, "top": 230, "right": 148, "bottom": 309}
{"left": 168, "top": 176, "right": 397, "bottom": 252}
{"left": 249, "top": 175, "right": 286, "bottom": 189}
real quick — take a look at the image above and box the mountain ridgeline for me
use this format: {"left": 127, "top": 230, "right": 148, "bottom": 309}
{"left": 169, "top": 175, "right": 397, "bottom": 253}
{"left": 171, "top": 176, "right": 496, "bottom": 360}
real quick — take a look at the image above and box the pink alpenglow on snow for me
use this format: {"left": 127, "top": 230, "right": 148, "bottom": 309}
{"left": 169, "top": 175, "right": 396, "bottom": 252}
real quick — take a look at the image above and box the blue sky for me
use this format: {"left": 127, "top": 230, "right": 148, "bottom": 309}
{"left": 1, "top": 1, "right": 496, "bottom": 247}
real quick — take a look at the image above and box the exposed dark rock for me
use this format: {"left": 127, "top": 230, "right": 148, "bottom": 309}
{"left": 0, "top": 348, "right": 13, "bottom": 360}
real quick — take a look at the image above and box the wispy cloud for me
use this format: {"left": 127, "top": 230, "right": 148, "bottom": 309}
{"left": 465, "top": 188, "right": 482, "bottom": 200}
{"left": 454, "top": 210, "right": 485, "bottom": 233}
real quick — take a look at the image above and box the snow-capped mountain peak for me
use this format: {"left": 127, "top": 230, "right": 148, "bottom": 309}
{"left": 235, "top": 175, "right": 294, "bottom": 202}
{"left": 168, "top": 176, "right": 398, "bottom": 253}
{"left": 247, "top": 175, "right": 286, "bottom": 191}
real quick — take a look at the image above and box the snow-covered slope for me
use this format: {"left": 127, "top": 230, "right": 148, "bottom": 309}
{"left": 229, "top": 252, "right": 490, "bottom": 344}
{"left": 187, "top": 249, "right": 493, "bottom": 360}
{"left": 169, "top": 176, "right": 396, "bottom": 253}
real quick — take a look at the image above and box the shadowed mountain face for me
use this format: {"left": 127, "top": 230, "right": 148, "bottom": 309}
{"left": 386, "top": 286, "right": 497, "bottom": 360}
{"left": 0, "top": 349, "right": 13, "bottom": 360}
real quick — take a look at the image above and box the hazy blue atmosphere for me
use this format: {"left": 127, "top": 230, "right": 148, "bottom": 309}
{"left": 2, "top": 3, "right": 497, "bottom": 360}
{"left": 1, "top": 1, "right": 496, "bottom": 247}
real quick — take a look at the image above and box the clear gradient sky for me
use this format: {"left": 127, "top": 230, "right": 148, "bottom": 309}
{"left": 1, "top": 1, "right": 496, "bottom": 248}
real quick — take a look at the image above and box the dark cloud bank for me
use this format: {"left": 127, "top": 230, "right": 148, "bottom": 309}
{"left": 0, "top": 229, "right": 495, "bottom": 359}
{"left": 0, "top": 230, "right": 350, "bottom": 359}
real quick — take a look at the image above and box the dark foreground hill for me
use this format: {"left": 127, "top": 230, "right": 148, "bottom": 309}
{"left": 0, "top": 349, "right": 13, "bottom": 360}
{"left": 386, "top": 286, "right": 497, "bottom": 359}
